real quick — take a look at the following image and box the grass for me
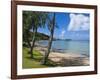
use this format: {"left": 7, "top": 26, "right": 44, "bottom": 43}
{"left": 22, "top": 47, "right": 57, "bottom": 69}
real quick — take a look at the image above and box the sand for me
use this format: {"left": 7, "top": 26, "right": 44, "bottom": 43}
{"left": 34, "top": 46, "right": 89, "bottom": 66}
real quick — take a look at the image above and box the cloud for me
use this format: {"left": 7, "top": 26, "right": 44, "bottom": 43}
{"left": 67, "top": 13, "right": 90, "bottom": 31}
{"left": 60, "top": 30, "right": 66, "bottom": 39}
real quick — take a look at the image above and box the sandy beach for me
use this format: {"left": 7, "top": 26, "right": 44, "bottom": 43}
{"left": 34, "top": 44, "right": 89, "bottom": 66}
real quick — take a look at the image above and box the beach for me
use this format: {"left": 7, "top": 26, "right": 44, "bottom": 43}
{"left": 35, "top": 43, "right": 89, "bottom": 66}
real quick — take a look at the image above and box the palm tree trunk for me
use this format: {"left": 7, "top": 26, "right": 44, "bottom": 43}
{"left": 25, "top": 33, "right": 31, "bottom": 48}
{"left": 43, "top": 13, "right": 55, "bottom": 64}
{"left": 23, "top": 30, "right": 31, "bottom": 48}
{"left": 43, "top": 32, "right": 53, "bottom": 64}
{"left": 30, "top": 27, "right": 37, "bottom": 59}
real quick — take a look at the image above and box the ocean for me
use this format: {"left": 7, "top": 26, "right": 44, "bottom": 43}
{"left": 38, "top": 40, "right": 89, "bottom": 57}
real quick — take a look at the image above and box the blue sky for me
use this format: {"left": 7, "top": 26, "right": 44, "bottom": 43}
{"left": 37, "top": 12, "right": 90, "bottom": 40}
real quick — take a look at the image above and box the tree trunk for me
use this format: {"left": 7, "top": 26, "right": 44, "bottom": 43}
{"left": 30, "top": 27, "right": 37, "bottom": 59}
{"left": 43, "top": 13, "right": 55, "bottom": 64}
{"left": 42, "top": 33, "right": 53, "bottom": 64}
{"left": 23, "top": 30, "right": 31, "bottom": 48}
{"left": 25, "top": 32, "right": 31, "bottom": 48}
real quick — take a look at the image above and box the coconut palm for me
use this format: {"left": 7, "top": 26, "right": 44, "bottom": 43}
{"left": 23, "top": 11, "right": 48, "bottom": 59}
{"left": 23, "top": 11, "right": 32, "bottom": 48}
{"left": 43, "top": 13, "right": 57, "bottom": 64}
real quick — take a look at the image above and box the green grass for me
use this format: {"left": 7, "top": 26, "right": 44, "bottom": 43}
{"left": 22, "top": 47, "right": 57, "bottom": 69}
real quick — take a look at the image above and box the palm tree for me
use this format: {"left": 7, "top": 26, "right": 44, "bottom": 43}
{"left": 30, "top": 12, "right": 49, "bottom": 59}
{"left": 23, "top": 11, "right": 48, "bottom": 59}
{"left": 23, "top": 11, "right": 32, "bottom": 48}
{"left": 43, "top": 13, "right": 57, "bottom": 64}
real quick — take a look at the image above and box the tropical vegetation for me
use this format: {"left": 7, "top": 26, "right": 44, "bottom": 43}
{"left": 23, "top": 11, "right": 58, "bottom": 68}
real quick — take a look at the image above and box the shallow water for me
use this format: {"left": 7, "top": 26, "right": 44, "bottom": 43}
{"left": 38, "top": 40, "right": 89, "bottom": 56}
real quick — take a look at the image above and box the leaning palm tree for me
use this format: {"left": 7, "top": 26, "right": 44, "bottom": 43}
{"left": 43, "top": 13, "right": 57, "bottom": 64}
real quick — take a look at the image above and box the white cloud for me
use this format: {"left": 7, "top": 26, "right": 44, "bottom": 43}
{"left": 60, "top": 30, "right": 66, "bottom": 39}
{"left": 67, "top": 13, "right": 90, "bottom": 31}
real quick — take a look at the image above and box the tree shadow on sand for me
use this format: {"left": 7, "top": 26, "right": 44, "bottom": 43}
{"left": 56, "top": 57, "right": 89, "bottom": 66}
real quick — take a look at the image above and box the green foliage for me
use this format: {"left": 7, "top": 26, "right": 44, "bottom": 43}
{"left": 22, "top": 12, "right": 59, "bottom": 66}
{"left": 23, "top": 11, "right": 33, "bottom": 43}
{"left": 23, "top": 11, "right": 49, "bottom": 44}
{"left": 23, "top": 11, "right": 49, "bottom": 31}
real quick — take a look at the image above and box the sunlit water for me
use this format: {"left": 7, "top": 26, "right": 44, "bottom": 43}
{"left": 38, "top": 40, "right": 89, "bottom": 57}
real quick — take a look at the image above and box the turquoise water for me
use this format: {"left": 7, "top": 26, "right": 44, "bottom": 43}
{"left": 38, "top": 40, "right": 89, "bottom": 56}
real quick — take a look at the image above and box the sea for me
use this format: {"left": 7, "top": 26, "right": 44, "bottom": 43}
{"left": 38, "top": 40, "right": 90, "bottom": 57}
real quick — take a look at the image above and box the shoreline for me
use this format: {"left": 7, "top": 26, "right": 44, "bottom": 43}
{"left": 34, "top": 45, "right": 89, "bottom": 66}
{"left": 35, "top": 41, "right": 89, "bottom": 57}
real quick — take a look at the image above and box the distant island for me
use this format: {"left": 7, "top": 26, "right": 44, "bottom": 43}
{"left": 53, "top": 38, "right": 72, "bottom": 41}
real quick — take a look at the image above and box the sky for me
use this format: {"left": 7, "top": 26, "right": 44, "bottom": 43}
{"left": 37, "top": 12, "right": 90, "bottom": 40}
